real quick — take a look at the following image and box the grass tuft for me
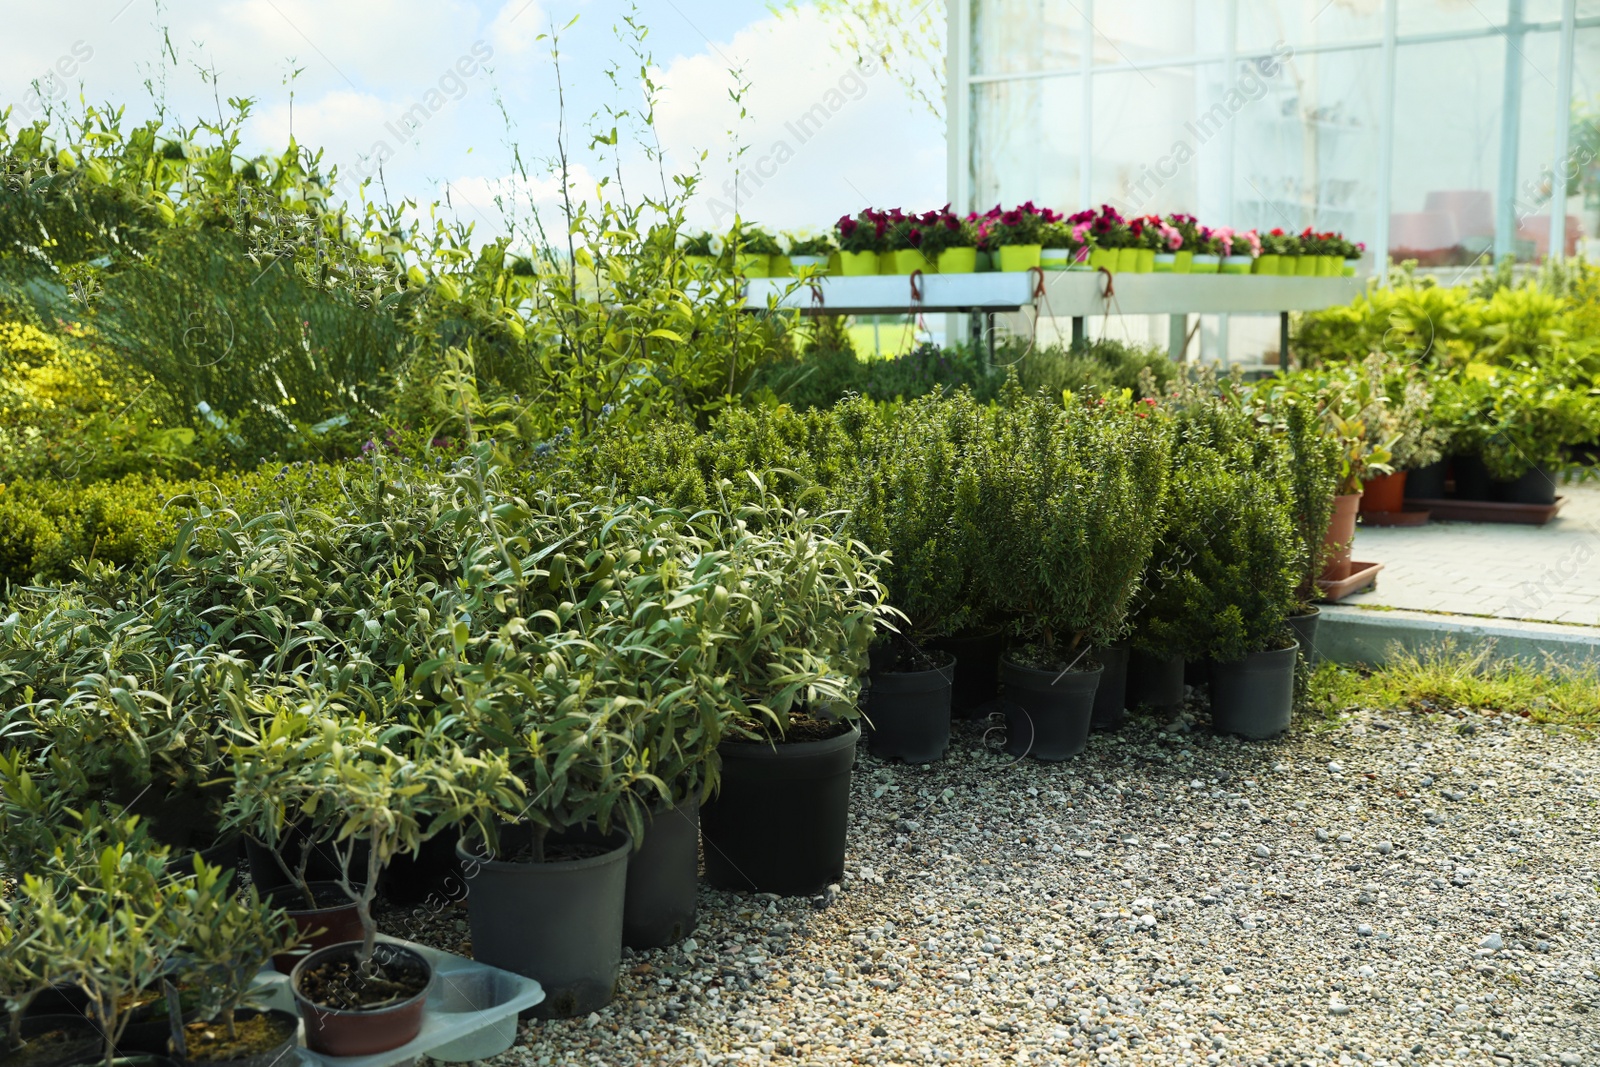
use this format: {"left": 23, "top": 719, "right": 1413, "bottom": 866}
{"left": 1303, "top": 640, "right": 1600, "bottom": 728}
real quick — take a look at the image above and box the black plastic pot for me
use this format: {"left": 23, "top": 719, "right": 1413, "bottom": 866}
{"left": 930, "top": 630, "right": 1003, "bottom": 718}
{"left": 1490, "top": 465, "right": 1558, "bottom": 505}
{"left": 1451, "top": 454, "right": 1493, "bottom": 500}
{"left": 624, "top": 799, "right": 699, "bottom": 950}
{"left": 1089, "top": 646, "right": 1129, "bottom": 731}
{"left": 1124, "top": 650, "right": 1185, "bottom": 710}
{"left": 701, "top": 725, "right": 859, "bottom": 896}
{"left": 999, "top": 659, "right": 1102, "bottom": 761}
{"left": 1287, "top": 608, "right": 1321, "bottom": 663}
{"left": 865, "top": 654, "right": 954, "bottom": 763}
{"left": 380, "top": 827, "right": 463, "bottom": 906}
{"left": 243, "top": 826, "right": 368, "bottom": 896}
{"left": 1210, "top": 643, "right": 1300, "bottom": 739}
{"left": 175, "top": 1009, "right": 299, "bottom": 1067}
{"left": 291, "top": 942, "right": 431, "bottom": 1056}
{"left": 1404, "top": 458, "right": 1448, "bottom": 499}
{"left": 457, "top": 825, "right": 631, "bottom": 1019}
{"left": 166, "top": 835, "right": 241, "bottom": 887}
{"left": 115, "top": 991, "right": 201, "bottom": 1056}
{"left": 1183, "top": 658, "right": 1212, "bottom": 687}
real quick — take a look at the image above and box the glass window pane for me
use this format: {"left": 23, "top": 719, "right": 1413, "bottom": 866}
{"left": 1091, "top": 65, "right": 1227, "bottom": 216}
{"left": 1236, "top": 0, "right": 1385, "bottom": 52}
{"left": 971, "top": 77, "right": 1083, "bottom": 209}
{"left": 1234, "top": 46, "right": 1382, "bottom": 249}
{"left": 1091, "top": 0, "right": 1224, "bottom": 65}
{"left": 1576, "top": 26, "right": 1600, "bottom": 258}
{"left": 971, "top": 0, "right": 1081, "bottom": 77}
{"left": 1398, "top": 0, "right": 1509, "bottom": 36}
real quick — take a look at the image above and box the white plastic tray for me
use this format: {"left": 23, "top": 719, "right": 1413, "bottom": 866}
{"left": 250, "top": 936, "right": 544, "bottom": 1067}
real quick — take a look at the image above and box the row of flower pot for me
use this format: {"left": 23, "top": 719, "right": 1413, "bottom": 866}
{"left": 691, "top": 248, "right": 1361, "bottom": 279}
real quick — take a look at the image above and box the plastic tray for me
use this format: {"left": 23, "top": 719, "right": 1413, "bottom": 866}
{"left": 250, "top": 936, "right": 544, "bottom": 1067}
{"left": 1316, "top": 560, "right": 1383, "bottom": 602}
{"left": 1405, "top": 496, "right": 1565, "bottom": 526}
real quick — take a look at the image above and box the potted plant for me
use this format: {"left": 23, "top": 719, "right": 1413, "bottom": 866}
{"left": 728, "top": 224, "right": 780, "bottom": 277}
{"left": 1079, "top": 207, "right": 1125, "bottom": 271}
{"left": 1040, "top": 219, "right": 1092, "bottom": 271}
{"left": 1221, "top": 228, "right": 1259, "bottom": 274}
{"left": 1165, "top": 214, "right": 1202, "bottom": 273}
{"left": 164, "top": 866, "right": 302, "bottom": 1067}
{"left": 882, "top": 210, "right": 936, "bottom": 275}
{"left": 918, "top": 209, "right": 978, "bottom": 274}
{"left": 1131, "top": 215, "right": 1165, "bottom": 273}
{"left": 1339, "top": 236, "right": 1366, "bottom": 276}
{"left": 0, "top": 876, "right": 100, "bottom": 1067}
{"left": 786, "top": 232, "right": 835, "bottom": 275}
{"left": 970, "top": 386, "right": 1170, "bottom": 760}
{"left": 1315, "top": 372, "right": 1398, "bottom": 579}
{"left": 232, "top": 700, "right": 522, "bottom": 1054}
{"left": 681, "top": 232, "right": 717, "bottom": 273}
{"left": 1189, "top": 227, "right": 1224, "bottom": 274}
{"left": 835, "top": 212, "right": 883, "bottom": 276}
{"left": 1136, "top": 417, "right": 1303, "bottom": 738}
{"left": 1358, "top": 356, "right": 1445, "bottom": 515}
{"left": 1477, "top": 365, "right": 1600, "bottom": 505}
{"left": 988, "top": 203, "right": 1056, "bottom": 272}
{"left": 839, "top": 396, "right": 970, "bottom": 763}
{"left": 1256, "top": 228, "right": 1290, "bottom": 276}
{"left": 699, "top": 489, "right": 890, "bottom": 896}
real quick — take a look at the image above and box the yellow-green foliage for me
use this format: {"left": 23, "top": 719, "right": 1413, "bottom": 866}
{"left": 1304, "top": 641, "right": 1600, "bottom": 728}
{"left": 0, "top": 320, "right": 198, "bottom": 482}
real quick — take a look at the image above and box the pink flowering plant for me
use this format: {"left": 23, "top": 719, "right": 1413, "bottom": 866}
{"left": 836, "top": 210, "right": 887, "bottom": 254}
{"left": 1166, "top": 213, "right": 1204, "bottom": 249}
{"left": 1041, "top": 219, "right": 1093, "bottom": 259}
{"left": 1081, "top": 204, "right": 1135, "bottom": 249}
{"left": 916, "top": 207, "right": 977, "bottom": 256}
{"left": 984, "top": 202, "right": 1060, "bottom": 246}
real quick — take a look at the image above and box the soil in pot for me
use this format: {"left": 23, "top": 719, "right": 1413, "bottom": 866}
{"left": 624, "top": 799, "right": 699, "bottom": 951}
{"left": 929, "top": 630, "right": 1003, "bottom": 718}
{"left": 1320, "top": 493, "right": 1361, "bottom": 581}
{"left": 865, "top": 646, "right": 954, "bottom": 763}
{"left": 6, "top": 1017, "right": 102, "bottom": 1067}
{"left": 1210, "top": 642, "right": 1299, "bottom": 740}
{"left": 1490, "top": 466, "right": 1558, "bottom": 506}
{"left": 176, "top": 1010, "right": 298, "bottom": 1067}
{"left": 701, "top": 722, "right": 858, "bottom": 897}
{"left": 1359, "top": 471, "right": 1407, "bottom": 514}
{"left": 1124, "top": 650, "right": 1185, "bottom": 710}
{"left": 1089, "top": 646, "right": 1129, "bottom": 731}
{"left": 268, "top": 881, "right": 365, "bottom": 974}
{"left": 457, "top": 825, "right": 630, "bottom": 1019}
{"left": 291, "top": 942, "right": 431, "bottom": 1057}
{"left": 999, "top": 653, "right": 1102, "bottom": 761}
{"left": 1404, "top": 459, "right": 1448, "bottom": 500}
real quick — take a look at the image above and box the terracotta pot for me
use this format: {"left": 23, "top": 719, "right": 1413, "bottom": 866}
{"left": 291, "top": 942, "right": 431, "bottom": 1056}
{"left": 1320, "top": 493, "right": 1361, "bottom": 582}
{"left": 1360, "top": 471, "right": 1408, "bottom": 514}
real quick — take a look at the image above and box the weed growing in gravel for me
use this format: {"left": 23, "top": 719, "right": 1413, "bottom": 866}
{"left": 1304, "top": 641, "right": 1600, "bottom": 728}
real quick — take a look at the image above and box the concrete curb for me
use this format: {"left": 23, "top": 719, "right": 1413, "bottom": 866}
{"left": 1317, "top": 605, "right": 1600, "bottom": 671}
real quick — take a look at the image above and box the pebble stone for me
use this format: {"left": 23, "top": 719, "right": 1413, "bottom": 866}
{"left": 380, "top": 694, "right": 1600, "bottom": 1067}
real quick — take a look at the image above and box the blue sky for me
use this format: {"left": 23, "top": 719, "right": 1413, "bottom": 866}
{"left": 1, "top": 0, "right": 945, "bottom": 244}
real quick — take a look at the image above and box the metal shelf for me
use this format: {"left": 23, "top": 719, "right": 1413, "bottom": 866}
{"left": 743, "top": 270, "right": 1363, "bottom": 317}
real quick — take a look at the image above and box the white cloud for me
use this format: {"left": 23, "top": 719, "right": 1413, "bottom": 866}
{"left": 489, "top": 0, "right": 546, "bottom": 55}
{"left": 652, "top": 7, "right": 945, "bottom": 233}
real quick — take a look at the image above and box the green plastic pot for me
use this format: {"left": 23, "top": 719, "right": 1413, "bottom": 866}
{"left": 1220, "top": 255, "right": 1253, "bottom": 275}
{"left": 788, "top": 254, "right": 828, "bottom": 275}
{"left": 1254, "top": 253, "right": 1280, "bottom": 275}
{"left": 836, "top": 251, "right": 879, "bottom": 276}
{"left": 1088, "top": 247, "right": 1117, "bottom": 271}
{"left": 1318, "top": 255, "right": 1340, "bottom": 276}
{"left": 996, "top": 244, "right": 1042, "bottom": 272}
{"left": 684, "top": 255, "right": 716, "bottom": 273}
{"left": 1189, "top": 253, "right": 1220, "bottom": 274}
{"left": 1152, "top": 253, "right": 1177, "bottom": 272}
{"left": 938, "top": 247, "right": 978, "bottom": 273}
{"left": 1173, "top": 249, "right": 1194, "bottom": 273}
{"left": 890, "top": 248, "right": 934, "bottom": 275}
{"left": 1342, "top": 259, "right": 1360, "bottom": 277}
{"left": 1136, "top": 248, "right": 1156, "bottom": 272}
{"left": 1295, "top": 255, "right": 1318, "bottom": 277}
{"left": 734, "top": 254, "right": 770, "bottom": 278}
{"left": 1277, "top": 256, "right": 1298, "bottom": 276}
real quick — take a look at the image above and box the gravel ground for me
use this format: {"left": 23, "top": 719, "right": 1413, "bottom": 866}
{"left": 389, "top": 695, "right": 1600, "bottom": 1067}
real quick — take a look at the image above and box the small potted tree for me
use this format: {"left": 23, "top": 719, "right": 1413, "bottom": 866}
{"left": 1, "top": 887, "right": 99, "bottom": 1067}
{"left": 232, "top": 700, "right": 523, "bottom": 1055}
